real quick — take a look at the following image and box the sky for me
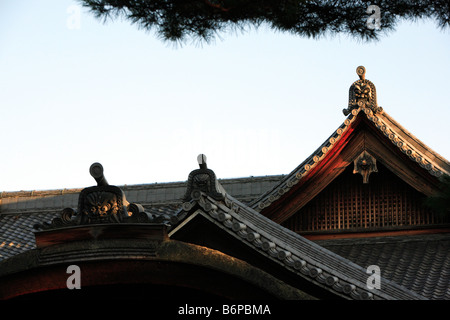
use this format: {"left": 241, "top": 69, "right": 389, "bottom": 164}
{"left": 0, "top": 1, "right": 449, "bottom": 192}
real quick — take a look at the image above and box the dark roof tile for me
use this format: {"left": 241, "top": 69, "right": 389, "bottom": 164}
{"left": 317, "top": 233, "right": 450, "bottom": 300}
{"left": 0, "top": 176, "right": 284, "bottom": 262}
{"left": 0, "top": 212, "right": 60, "bottom": 260}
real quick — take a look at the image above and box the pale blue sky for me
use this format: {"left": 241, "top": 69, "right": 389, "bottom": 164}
{"left": 1, "top": 0, "right": 449, "bottom": 192}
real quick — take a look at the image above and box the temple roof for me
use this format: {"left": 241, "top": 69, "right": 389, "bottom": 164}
{"left": 0, "top": 175, "right": 283, "bottom": 262}
{"left": 168, "top": 159, "right": 425, "bottom": 300}
{"left": 1, "top": 157, "right": 430, "bottom": 300}
{"left": 1, "top": 67, "right": 449, "bottom": 300}
{"left": 252, "top": 107, "right": 450, "bottom": 212}
{"left": 251, "top": 67, "right": 450, "bottom": 215}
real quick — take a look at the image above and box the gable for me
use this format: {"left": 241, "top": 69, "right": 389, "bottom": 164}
{"left": 258, "top": 112, "right": 446, "bottom": 225}
{"left": 282, "top": 161, "right": 449, "bottom": 234}
{"left": 253, "top": 67, "right": 449, "bottom": 228}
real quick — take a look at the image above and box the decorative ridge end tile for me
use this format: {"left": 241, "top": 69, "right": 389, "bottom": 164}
{"left": 343, "top": 66, "right": 383, "bottom": 116}
{"left": 183, "top": 154, "right": 227, "bottom": 202}
{"left": 34, "top": 163, "right": 156, "bottom": 231}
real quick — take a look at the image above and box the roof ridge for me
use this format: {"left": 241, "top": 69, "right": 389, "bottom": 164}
{"left": 363, "top": 107, "right": 450, "bottom": 175}
{"left": 0, "top": 175, "right": 284, "bottom": 199}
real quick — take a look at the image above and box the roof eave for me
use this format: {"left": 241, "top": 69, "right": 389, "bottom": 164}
{"left": 170, "top": 190, "right": 426, "bottom": 300}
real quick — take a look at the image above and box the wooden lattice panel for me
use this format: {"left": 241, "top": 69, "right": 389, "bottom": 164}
{"left": 282, "top": 162, "right": 446, "bottom": 232}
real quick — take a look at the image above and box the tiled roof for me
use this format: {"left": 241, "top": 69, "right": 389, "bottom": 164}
{"left": 0, "top": 176, "right": 283, "bottom": 214}
{"left": 171, "top": 187, "right": 425, "bottom": 300}
{"left": 0, "top": 175, "right": 284, "bottom": 262}
{"left": 316, "top": 233, "right": 450, "bottom": 300}
{"left": 1, "top": 66, "right": 448, "bottom": 300}
{"left": 0, "top": 211, "right": 60, "bottom": 261}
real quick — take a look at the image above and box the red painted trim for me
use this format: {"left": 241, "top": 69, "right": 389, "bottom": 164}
{"left": 262, "top": 115, "right": 362, "bottom": 222}
{"left": 302, "top": 228, "right": 450, "bottom": 241}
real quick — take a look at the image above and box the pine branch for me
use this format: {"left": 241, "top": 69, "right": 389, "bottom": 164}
{"left": 78, "top": 0, "right": 450, "bottom": 43}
